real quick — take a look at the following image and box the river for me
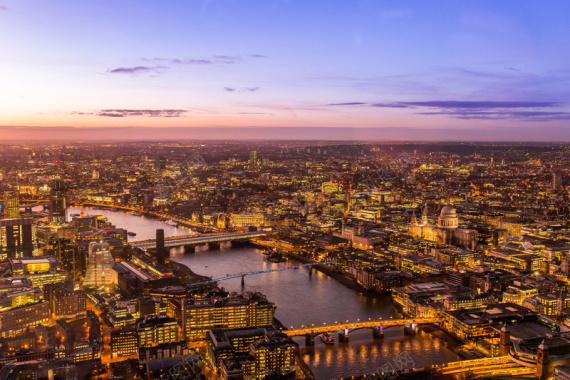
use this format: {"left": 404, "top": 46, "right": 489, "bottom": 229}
{"left": 66, "top": 206, "right": 195, "bottom": 242}
{"left": 69, "top": 206, "right": 459, "bottom": 379}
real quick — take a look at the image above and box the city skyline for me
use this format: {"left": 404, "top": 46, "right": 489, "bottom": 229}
{"left": 2, "top": 1, "right": 570, "bottom": 141}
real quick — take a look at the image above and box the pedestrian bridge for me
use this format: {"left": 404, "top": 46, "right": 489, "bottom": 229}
{"left": 131, "top": 231, "right": 272, "bottom": 249}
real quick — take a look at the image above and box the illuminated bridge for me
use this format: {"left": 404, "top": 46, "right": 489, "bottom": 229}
{"left": 285, "top": 317, "right": 441, "bottom": 345}
{"left": 433, "top": 355, "right": 533, "bottom": 378}
{"left": 131, "top": 231, "right": 272, "bottom": 249}
{"left": 336, "top": 356, "right": 534, "bottom": 379}
{"left": 187, "top": 261, "right": 335, "bottom": 287}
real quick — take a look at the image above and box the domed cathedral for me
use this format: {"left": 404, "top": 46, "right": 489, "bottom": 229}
{"left": 409, "top": 203, "right": 478, "bottom": 250}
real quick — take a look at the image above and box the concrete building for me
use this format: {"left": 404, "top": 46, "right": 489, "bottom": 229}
{"left": 84, "top": 242, "right": 117, "bottom": 287}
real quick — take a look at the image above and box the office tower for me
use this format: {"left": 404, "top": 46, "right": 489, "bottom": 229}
{"left": 84, "top": 242, "right": 117, "bottom": 287}
{"left": 182, "top": 293, "right": 275, "bottom": 341}
{"left": 50, "top": 176, "right": 66, "bottom": 225}
{"left": 45, "top": 240, "right": 88, "bottom": 283}
{"left": 156, "top": 228, "right": 165, "bottom": 264}
{"left": 553, "top": 172, "right": 562, "bottom": 191}
{"left": 249, "top": 150, "right": 258, "bottom": 168}
{"left": 0, "top": 218, "right": 33, "bottom": 259}
{"left": 157, "top": 156, "right": 166, "bottom": 174}
{"left": 92, "top": 169, "right": 100, "bottom": 180}
{"left": 4, "top": 190, "right": 19, "bottom": 219}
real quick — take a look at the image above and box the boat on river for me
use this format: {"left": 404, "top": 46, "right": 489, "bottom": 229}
{"left": 265, "top": 253, "right": 287, "bottom": 263}
{"left": 319, "top": 332, "right": 335, "bottom": 344}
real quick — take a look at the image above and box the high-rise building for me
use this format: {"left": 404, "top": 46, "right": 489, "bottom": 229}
{"left": 0, "top": 218, "right": 33, "bottom": 259}
{"left": 249, "top": 150, "right": 258, "bottom": 168}
{"left": 84, "top": 242, "right": 117, "bottom": 287}
{"left": 156, "top": 229, "right": 165, "bottom": 264}
{"left": 50, "top": 176, "right": 66, "bottom": 225}
{"left": 553, "top": 172, "right": 562, "bottom": 191}
{"left": 3, "top": 190, "right": 19, "bottom": 219}
{"left": 157, "top": 156, "right": 166, "bottom": 174}
{"left": 182, "top": 293, "right": 276, "bottom": 341}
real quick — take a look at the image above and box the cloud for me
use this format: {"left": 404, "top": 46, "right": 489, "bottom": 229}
{"left": 115, "top": 54, "right": 266, "bottom": 76}
{"left": 371, "top": 103, "right": 410, "bottom": 108}
{"left": 325, "top": 99, "right": 567, "bottom": 121}
{"left": 327, "top": 102, "right": 367, "bottom": 106}
{"left": 70, "top": 109, "right": 187, "bottom": 117}
{"left": 69, "top": 111, "right": 94, "bottom": 116}
{"left": 143, "top": 56, "right": 239, "bottom": 65}
{"left": 399, "top": 100, "right": 559, "bottom": 109}
{"left": 107, "top": 66, "right": 164, "bottom": 74}
{"left": 0, "top": 5, "right": 8, "bottom": 11}
{"left": 418, "top": 109, "right": 570, "bottom": 121}
{"left": 224, "top": 86, "right": 260, "bottom": 93}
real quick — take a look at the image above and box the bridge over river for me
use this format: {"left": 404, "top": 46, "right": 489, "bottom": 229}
{"left": 336, "top": 355, "right": 534, "bottom": 379}
{"left": 131, "top": 231, "right": 272, "bottom": 249}
{"left": 286, "top": 317, "right": 441, "bottom": 344}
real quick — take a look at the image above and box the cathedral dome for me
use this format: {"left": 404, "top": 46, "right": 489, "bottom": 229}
{"left": 438, "top": 205, "right": 458, "bottom": 229}
{"left": 440, "top": 205, "right": 456, "bottom": 216}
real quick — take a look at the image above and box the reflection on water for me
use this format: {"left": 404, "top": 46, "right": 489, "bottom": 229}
{"left": 62, "top": 209, "right": 459, "bottom": 378}
{"left": 171, "top": 247, "right": 459, "bottom": 379}
{"left": 66, "top": 207, "right": 195, "bottom": 242}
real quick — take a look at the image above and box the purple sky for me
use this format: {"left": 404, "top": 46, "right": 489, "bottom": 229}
{"left": 1, "top": 1, "right": 570, "bottom": 140}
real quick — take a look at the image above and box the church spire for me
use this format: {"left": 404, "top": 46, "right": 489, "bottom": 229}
{"left": 411, "top": 211, "right": 417, "bottom": 225}
{"left": 421, "top": 204, "right": 428, "bottom": 225}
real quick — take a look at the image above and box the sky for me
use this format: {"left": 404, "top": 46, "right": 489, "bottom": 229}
{"left": 1, "top": 0, "right": 570, "bottom": 141}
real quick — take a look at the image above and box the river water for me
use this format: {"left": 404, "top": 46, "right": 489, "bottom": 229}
{"left": 68, "top": 207, "right": 458, "bottom": 379}
{"left": 66, "top": 206, "right": 194, "bottom": 242}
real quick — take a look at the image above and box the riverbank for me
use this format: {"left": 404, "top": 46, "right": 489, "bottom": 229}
{"left": 282, "top": 251, "right": 369, "bottom": 294}
{"left": 166, "top": 260, "right": 212, "bottom": 284}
